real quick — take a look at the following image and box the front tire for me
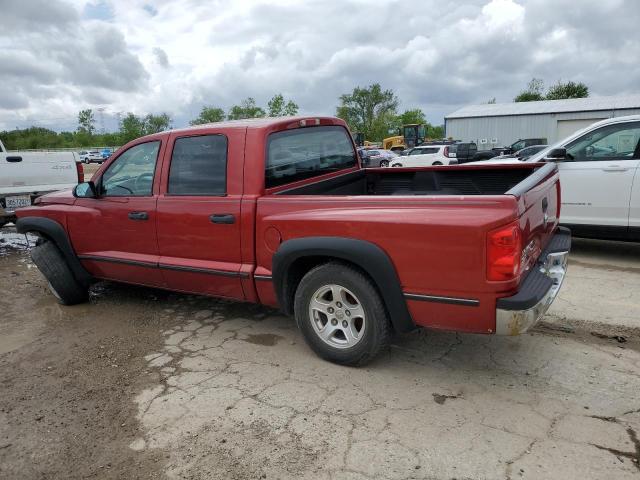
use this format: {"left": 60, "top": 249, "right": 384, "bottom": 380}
{"left": 294, "top": 262, "right": 391, "bottom": 366}
{"left": 380, "top": 160, "right": 389, "bottom": 167}
{"left": 31, "top": 241, "right": 89, "bottom": 305}
{"left": 433, "top": 161, "right": 443, "bottom": 165}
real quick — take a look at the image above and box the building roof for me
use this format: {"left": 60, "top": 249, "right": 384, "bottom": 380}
{"left": 446, "top": 94, "right": 640, "bottom": 119}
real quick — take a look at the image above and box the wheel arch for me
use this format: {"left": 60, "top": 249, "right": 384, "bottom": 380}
{"left": 16, "top": 216, "right": 93, "bottom": 287}
{"left": 272, "top": 236, "right": 416, "bottom": 333}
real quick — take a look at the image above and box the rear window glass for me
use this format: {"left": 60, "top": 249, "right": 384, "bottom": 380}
{"left": 266, "top": 126, "right": 356, "bottom": 188}
{"left": 168, "top": 134, "right": 227, "bottom": 195}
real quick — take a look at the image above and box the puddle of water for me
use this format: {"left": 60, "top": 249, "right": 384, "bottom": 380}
{"left": 0, "top": 228, "right": 37, "bottom": 256}
{"left": 242, "top": 333, "right": 283, "bottom": 346}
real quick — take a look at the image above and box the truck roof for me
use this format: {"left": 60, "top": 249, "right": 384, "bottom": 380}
{"left": 149, "top": 116, "right": 345, "bottom": 140}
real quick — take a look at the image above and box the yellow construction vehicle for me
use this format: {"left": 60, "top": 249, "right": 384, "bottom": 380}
{"left": 382, "top": 124, "right": 427, "bottom": 151}
{"left": 353, "top": 132, "right": 379, "bottom": 148}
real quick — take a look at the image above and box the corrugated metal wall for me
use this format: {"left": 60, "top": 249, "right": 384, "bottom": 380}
{"left": 445, "top": 108, "right": 640, "bottom": 150}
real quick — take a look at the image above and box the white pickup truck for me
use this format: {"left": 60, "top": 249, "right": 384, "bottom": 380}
{"left": 475, "top": 115, "right": 640, "bottom": 241}
{"left": 0, "top": 139, "right": 84, "bottom": 226}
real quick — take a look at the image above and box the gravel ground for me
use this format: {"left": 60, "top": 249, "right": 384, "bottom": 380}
{"left": 1, "top": 226, "right": 639, "bottom": 479}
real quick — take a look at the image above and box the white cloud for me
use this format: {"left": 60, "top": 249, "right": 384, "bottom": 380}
{"left": 0, "top": 0, "right": 639, "bottom": 131}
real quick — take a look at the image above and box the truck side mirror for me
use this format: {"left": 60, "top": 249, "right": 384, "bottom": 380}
{"left": 543, "top": 148, "right": 567, "bottom": 162}
{"left": 73, "top": 181, "right": 97, "bottom": 198}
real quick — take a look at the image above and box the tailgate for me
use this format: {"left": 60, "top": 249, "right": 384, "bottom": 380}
{"left": 0, "top": 151, "right": 78, "bottom": 192}
{"left": 506, "top": 162, "right": 561, "bottom": 271}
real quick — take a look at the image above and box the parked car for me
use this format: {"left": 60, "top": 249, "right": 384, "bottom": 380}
{"left": 78, "top": 150, "right": 104, "bottom": 164}
{"left": 492, "top": 145, "right": 548, "bottom": 162}
{"left": 0, "top": 138, "right": 84, "bottom": 227}
{"left": 101, "top": 148, "right": 112, "bottom": 159}
{"left": 472, "top": 138, "right": 549, "bottom": 162}
{"left": 500, "top": 138, "right": 548, "bottom": 156}
{"left": 358, "top": 148, "right": 398, "bottom": 167}
{"left": 17, "top": 116, "right": 570, "bottom": 366}
{"left": 448, "top": 142, "right": 478, "bottom": 164}
{"left": 390, "top": 144, "right": 457, "bottom": 167}
{"left": 472, "top": 115, "right": 640, "bottom": 241}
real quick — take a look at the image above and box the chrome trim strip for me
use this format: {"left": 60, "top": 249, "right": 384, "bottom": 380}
{"left": 79, "top": 255, "right": 246, "bottom": 278}
{"left": 404, "top": 293, "right": 480, "bottom": 307}
{"left": 78, "top": 254, "right": 156, "bottom": 268}
{"left": 159, "top": 263, "right": 246, "bottom": 278}
{"left": 254, "top": 274, "right": 273, "bottom": 281}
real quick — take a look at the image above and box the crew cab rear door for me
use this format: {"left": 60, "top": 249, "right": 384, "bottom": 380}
{"left": 155, "top": 128, "right": 245, "bottom": 300}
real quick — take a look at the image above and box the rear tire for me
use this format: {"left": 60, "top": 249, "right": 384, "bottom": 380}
{"left": 380, "top": 160, "right": 389, "bottom": 167}
{"left": 31, "top": 241, "right": 89, "bottom": 305}
{"left": 433, "top": 161, "right": 443, "bottom": 165}
{"left": 294, "top": 262, "right": 391, "bottom": 366}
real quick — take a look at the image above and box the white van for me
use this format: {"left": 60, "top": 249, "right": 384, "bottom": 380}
{"left": 0, "top": 139, "right": 83, "bottom": 226}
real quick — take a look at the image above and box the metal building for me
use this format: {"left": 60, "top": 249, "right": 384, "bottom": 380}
{"left": 445, "top": 95, "right": 640, "bottom": 150}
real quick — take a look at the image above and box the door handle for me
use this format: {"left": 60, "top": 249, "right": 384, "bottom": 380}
{"left": 210, "top": 214, "right": 235, "bottom": 224}
{"left": 6, "top": 156, "right": 22, "bottom": 162}
{"left": 128, "top": 211, "right": 149, "bottom": 220}
{"left": 602, "top": 165, "right": 629, "bottom": 172}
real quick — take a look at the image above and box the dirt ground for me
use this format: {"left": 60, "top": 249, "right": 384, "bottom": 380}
{"left": 1, "top": 226, "right": 640, "bottom": 480}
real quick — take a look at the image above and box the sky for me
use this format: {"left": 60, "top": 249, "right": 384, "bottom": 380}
{"left": 1, "top": 0, "right": 639, "bottom": 132}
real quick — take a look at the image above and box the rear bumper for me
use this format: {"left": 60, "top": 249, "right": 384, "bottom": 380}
{"left": 495, "top": 227, "right": 571, "bottom": 335}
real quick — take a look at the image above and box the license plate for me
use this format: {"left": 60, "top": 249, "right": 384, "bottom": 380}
{"left": 5, "top": 195, "right": 31, "bottom": 209}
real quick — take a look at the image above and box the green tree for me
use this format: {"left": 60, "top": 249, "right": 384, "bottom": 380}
{"left": 227, "top": 97, "right": 266, "bottom": 120}
{"left": 427, "top": 125, "right": 444, "bottom": 139}
{"left": 267, "top": 94, "right": 299, "bottom": 117}
{"left": 514, "top": 78, "right": 545, "bottom": 102}
{"left": 143, "top": 113, "right": 171, "bottom": 134}
{"left": 190, "top": 106, "right": 226, "bottom": 125}
{"left": 545, "top": 81, "right": 589, "bottom": 100}
{"left": 336, "top": 84, "right": 399, "bottom": 141}
{"left": 119, "top": 113, "right": 146, "bottom": 143}
{"left": 397, "top": 109, "right": 427, "bottom": 126}
{"left": 77, "top": 109, "right": 96, "bottom": 135}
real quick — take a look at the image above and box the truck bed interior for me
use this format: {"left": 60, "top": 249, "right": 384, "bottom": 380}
{"left": 274, "top": 166, "right": 537, "bottom": 196}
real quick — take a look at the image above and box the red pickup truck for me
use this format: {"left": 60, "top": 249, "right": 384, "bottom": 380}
{"left": 16, "top": 117, "right": 570, "bottom": 366}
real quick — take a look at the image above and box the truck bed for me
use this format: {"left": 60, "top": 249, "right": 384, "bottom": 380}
{"left": 274, "top": 164, "right": 538, "bottom": 197}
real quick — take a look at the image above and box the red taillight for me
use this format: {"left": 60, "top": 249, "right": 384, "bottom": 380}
{"left": 75, "top": 161, "right": 84, "bottom": 183}
{"left": 443, "top": 146, "right": 449, "bottom": 157}
{"left": 487, "top": 222, "right": 522, "bottom": 281}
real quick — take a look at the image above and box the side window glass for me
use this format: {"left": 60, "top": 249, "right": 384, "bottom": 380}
{"left": 101, "top": 141, "right": 160, "bottom": 196}
{"left": 168, "top": 135, "right": 227, "bottom": 195}
{"left": 566, "top": 122, "right": 640, "bottom": 161}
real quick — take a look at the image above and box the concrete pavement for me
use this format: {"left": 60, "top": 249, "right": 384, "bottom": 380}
{"left": 133, "top": 304, "right": 640, "bottom": 479}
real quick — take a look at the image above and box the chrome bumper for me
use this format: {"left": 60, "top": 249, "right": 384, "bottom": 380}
{"left": 495, "top": 249, "right": 569, "bottom": 335}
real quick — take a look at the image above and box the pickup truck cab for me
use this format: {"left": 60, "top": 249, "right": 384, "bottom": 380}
{"left": 0, "top": 139, "right": 84, "bottom": 227}
{"left": 475, "top": 115, "right": 640, "bottom": 241}
{"left": 17, "top": 117, "right": 570, "bottom": 365}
